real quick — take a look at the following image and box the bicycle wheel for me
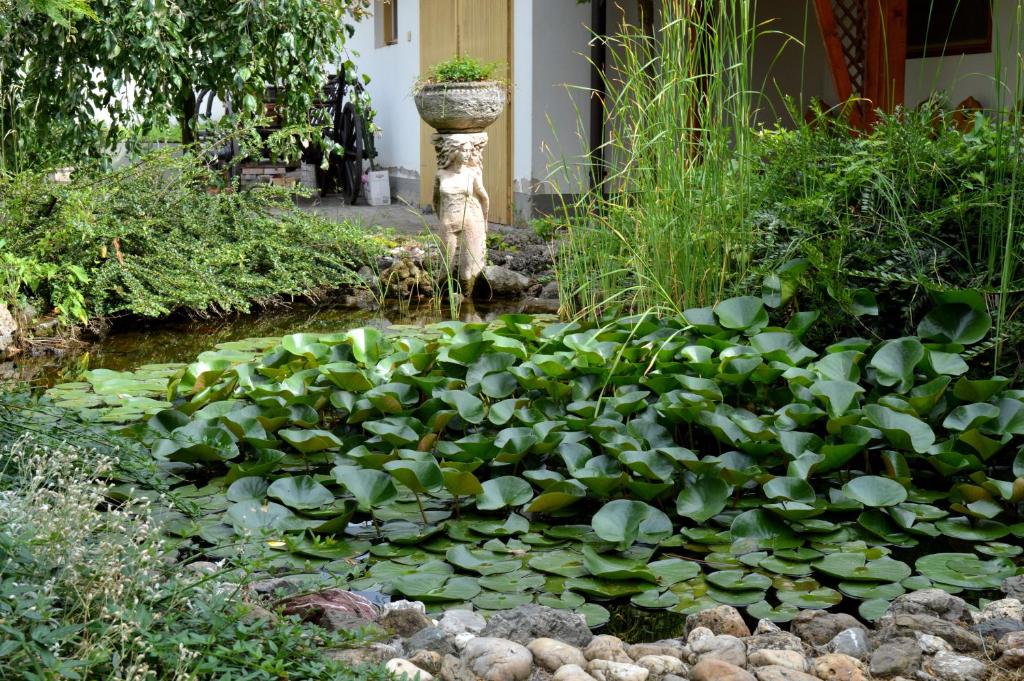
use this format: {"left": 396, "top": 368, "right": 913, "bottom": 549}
{"left": 338, "top": 102, "right": 364, "bottom": 204}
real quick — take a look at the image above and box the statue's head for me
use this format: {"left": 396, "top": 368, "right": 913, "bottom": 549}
{"left": 433, "top": 133, "right": 487, "bottom": 170}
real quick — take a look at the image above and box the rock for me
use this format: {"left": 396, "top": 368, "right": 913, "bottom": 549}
{"left": 825, "top": 628, "right": 871, "bottom": 660}
{"left": 410, "top": 650, "right": 445, "bottom": 675}
{"left": 520, "top": 297, "right": 561, "bottom": 314}
{"left": 249, "top": 574, "right": 325, "bottom": 597}
{"left": 627, "top": 642, "right": 685, "bottom": 660}
{"left": 406, "top": 626, "right": 458, "bottom": 657}
{"left": 530, "top": 638, "right": 588, "bottom": 672}
{"left": 540, "top": 280, "right": 560, "bottom": 299}
{"left": 461, "top": 637, "right": 534, "bottom": 681}
{"left": 744, "top": 633, "right": 805, "bottom": 655}
{"left": 979, "top": 598, "right": 1024, "bottom": 622}
{"left": 383, "top": 599, "right": 427, "bottom": 616}
{"left": 478, "top": 265, "right": 530, "bottom": 299}
{"left": 634, "top": 655, "right": 687, "bottom": 680}
{"left": 584, "top": 636, "right": 633, "bottom": 663}
{"left": 690, "top": 634, "right": 746, "bottom": 668}
{"left": 388, "top": 658, "right": 434, "bottom": 681}
{"left": 320, "top": 610, "right": 383, "bottom": 634}
{"left": 239, "top": 602, "right": 278, "bottom": 624}
{"left": 324, "top": 642, "right": 401, "bottom": 665}
{"left": 453, "top": 633, "right": 476, "bottom": 651}
{"left": 812, "top": 653, "right": 868, "bottom": 681}
{"left": 280, "top": 589, "right": 379, "bottom": 624}
{"left": 879, "top": 614, "right": 983, "bottom": 652}
{"left": 685, "top": 605, "right": 751, "bottom": 638}
{"left": 999, "top": 631, "right": 1024, "bottom": 654}
{"left": 439, "top": 609, "right": 487, "bottom": 636}
{"left": 755, "top": 620, "right": 783, "bottom": 635}
{"left": 381, "top": 607, "right": 433, "bottom": 637}
{"left": 185, "top": 560, "right": 221, "bottom": 575}
{"left": 690, "top": 659, "right": 756, "bottom": 681}
{"left": 529, "top": 668, "right": 553, "bottom": 681}
{"left": 0, "top": 304, "right": 17, "bottom": 356}
{"left": 869, "top": 638, "right": 922, "bottom": 678}
{"left": 747, "top": 649, "right": 806, "bottom": 671}
{"left": 970, "top": 617, "right": 1024, "bottom": 641}
{"left": 480, "top": 605, "right": 593, "bottom": 648}
{"left": 753, "top": 666, "right": 818, "bottom": 681}
{"left": 587, "top": 660, "right": 650, "bottom": 681}
{"left": 1003, "top": 575, "right": 1024, "bottom": 601}
{"left": 882, "top": 589, "right": 971, "bottom": 625}
{"left": 440, "top": 653, "right": 477, "bottom": 681}
{"left": 916, "top": 633, "right": 953, "bottom": 654}
{"left": 923, "top": 650, "right": 988, "bottom": 681}
{"left": 687, "top": 627, "right": 715, "bottom": 646}
{"left": 790, "top": 611, "right": 864, "bottom": 647}
{"left": 1000, "top": 648, "right": 1024, "bottom": 668}
{"left": 552, "top": 664, "right": 598, "bottom": 681}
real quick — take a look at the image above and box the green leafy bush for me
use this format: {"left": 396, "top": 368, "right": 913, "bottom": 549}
{"left": 0, "top": 150, "right": 381, "bottom": 321}
{"left": 48, "top": 296, "right": 1024, "bottom": 623}
{"left": 420, "top": 55, "right": 501, "bottom": 86}
{"left": 0, "top": 429, "right": 387, "bottom": 679}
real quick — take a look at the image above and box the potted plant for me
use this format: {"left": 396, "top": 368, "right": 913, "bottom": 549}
{"left": 414, "top": 55, "right": 507, "bottom": 133}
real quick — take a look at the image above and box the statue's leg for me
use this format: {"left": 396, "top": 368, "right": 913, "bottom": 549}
{"left": 460, "top": 216, "right": 487, "bottom": 295}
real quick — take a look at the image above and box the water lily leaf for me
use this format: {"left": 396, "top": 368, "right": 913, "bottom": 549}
{"left": 838, "top": 580, "right": 905, "bottom": 600}
{"left": 364, "top": 417, "right": 422, "bottom": 446}
{"left": 446, "top": 545, "right": 522, "bottom": 575}
{"left": 279, "top": 428, "right": 341, "bottom": 453}
{"left": 747, "top": 600, "right": 799, "bottom": 622}
{"left": 538, "top": 591, "right": 586, "bottom": 610}
{"left": 438, "top": 390, "right": 486, "bottom": 425}
{"left": 706, "top": 586, "right": 766, "bottom": 607}
{"left": 582, "top": 546, "right": 657, "bottom": 582}
{"left": 632, "top": 589, "right": 680, "bottom": 609}
{"left": 478, "top": 570, "right": 546, "bottom": 592}
{"left": 226, "top": 500, "right": 297, "bottom": 532}
{"left": 529, "top": 550, "right": 588, "bottom": 578}
{"left": 575, "top": 603, "right": 611, "bottom": 628}
{"left": 676, "top": 475, "right": 732, "bottom": 523}
{"left": 527, "top": 480, "right": 588, "bottom": 513}
{"left": 226, "top": 476, "right": 269, "bottom": 502}
{"left": 393, "top": 574, "right": 482, "bottom": 602}
{"left": 714, "top": 296, "right": 769, "bottom": 332}
{"left": 813, "top": 553, "right": 911, "bottom": 582}
{"left": 764, "top": 476, "right": 817, "bottom": 504}
{"left": 810, "top": 380, "right": 865, "bottom": 418}
{"left": 266, "top": 476, "right": 335, "bottom": 511}
{"left": 320, "top": 361, "right": 373, "bottom": 392}
{"left": 864, "top": 405, "right": 935, "bottom": 453}
{"left": 954, "top": 376, "right": 1010, "bottom": 402}
{"left": 443, "top": 468, "right": 485, "bottom": 497}
{"left": 934, "top": 517, "right": 1009, "bottom": 541}
{"left": 706, "top": 570, "right": 773, "bottom": 591}
{"left": 477, "top": 476, "right": 534, "bottom": 511}
{"left": 916, "top": 553, "right": 1014, "bottom": 589}
{"left": 730, "top": 510, "right": 798, "bottom": 548}
{"left": 384, "top": 459, "right": 444, "bottom": 493}
{"left": 473, "top": 592, "right": 534, "bottom": 610}
{"left": 565, "top": 577, "right": 650, "bottom": 598}
{"left": 943, "top": 403, "right": 1001, "bottom": 432}
{"left": 648, "top": 558, "right": 701, "bottom": 585}
{"left": 776, "top": 586, "right": 841, "bottom": 609}
{"left": 869, "top": 338, "right": 925, "bottom": 393}
{"left": 332, "top": 466, "right": 398, "bottom": 510}
{"left": 918, "top": 303, "right": 992, "bottom": 345}
{"left": 842, "top": 476, "right": 908, "bottom": 507}
{"left": 592, "top": 499, "right": 673, "bottom": 550}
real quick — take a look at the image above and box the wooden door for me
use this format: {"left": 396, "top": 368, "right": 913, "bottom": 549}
{"left": 419, "top": 0, "right": 513, "bottom": 225}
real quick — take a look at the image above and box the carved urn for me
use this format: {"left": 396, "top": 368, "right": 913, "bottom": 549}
{"left": 414, "top": 81, "right": 507, "bottom": 133}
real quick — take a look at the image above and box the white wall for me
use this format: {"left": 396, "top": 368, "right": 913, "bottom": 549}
{"left": 349, "top": 1, "right": 422, "bottom": 184}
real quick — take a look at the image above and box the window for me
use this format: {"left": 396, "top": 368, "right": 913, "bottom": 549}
{"left": 907, "top": 0, "right": 992, "bottom": 59}
{"left": 376, "top": 0, "right": 398, "bottom": 47}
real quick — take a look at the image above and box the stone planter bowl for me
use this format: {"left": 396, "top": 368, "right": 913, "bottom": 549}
{"left": 414, "top": 81, "right": 507, "bottom": 134}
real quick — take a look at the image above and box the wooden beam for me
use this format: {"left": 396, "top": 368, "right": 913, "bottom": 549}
{"left": 812, "top": 0, "right": 854, "bottom": 103}
{"left": 864, "top": 0, "right": 907, "bottom": 123}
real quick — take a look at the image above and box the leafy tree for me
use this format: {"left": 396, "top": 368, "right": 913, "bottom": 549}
{"left": 1, "top": 0, "right": 370, "bottom": 163}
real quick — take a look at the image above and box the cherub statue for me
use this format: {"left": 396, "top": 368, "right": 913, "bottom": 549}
{"left": 432, "top": 132, "right": 489, "bottom": 295}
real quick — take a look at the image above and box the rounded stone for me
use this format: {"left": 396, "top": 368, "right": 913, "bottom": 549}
{"left": 552, "top": 664, "right": 598, "bottom": 681}
{"left": 415, "top": 82, "right": 507, "bottom": 134}
{"left": 747, "top": 649, "right": 806, "bottom": 671}
{"left": 923, "top": 650, "right": 988, "bottom": 681}
{"left": 405, "top": 626, "right": 458, "bottom": 657}
{"left": 587, "top": 659, "right": 650, "bottom": 681}
{"left": 461, "top": 637, "right": 534, "bottom": 681}
{"left": 869, "top": 639, "right": 922, "bottom": 678}
{"left": 409, "top": 650, "right": 444, "bottom": 675}
{"left": 480, "top": 605, "right": 593, "bottom": 648}
{"left": 690, "top": 634, "right": 746, "bottom": 668}
{"left": 529, "top": 638, "right": 587, "bottom": 672}
{"left": 690, "top": 659, "right": 756, "bottom": 681}
{"left": 999, "top": 630, "right": 1024, "bottom": 654}
{"left": 825, "top": 628, "right": 871, "bottom": 660}
{"left": 584, "top": 635, "right": 633, "bottom": 664}
{"left": 1000, "top": 648, "right": 1024, "bottom": 668}
{"left": 627, "top": 642, "right": 685, "bottom": 660}
{"left": 979, "top": 598, "right": 1024, "bottom": 623}
{"left": 752, "top": 666, "right": 819, "bottom": 681}
{"left": 381, "top": 607, "right": 433, "bottom": 638}
{"left": 439, "top": 609, "right": 487, "bottom": 636}
{"left": 685, "top": 605, "right": 751, "bottom": 638}
{"left": 387, "top": 658, "right": 434, "bottom": 681}
{"left": 812, "top": 654, "right": 868, "bottom": 681}
{"left": 916, "top": 632, "right": 953, "bottom": 654}
{"left": 882, "top": 589, "right": 971, "bottom": 625}
{"left": 790, "top": 611, "right": 864, "bottom": 647}
{"left": 634, "top": 654, "right": 688, "bottom": 680}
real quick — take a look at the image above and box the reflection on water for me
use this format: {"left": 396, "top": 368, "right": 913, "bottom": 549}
{"left": 5, "top": 299, "right": 530, "bottom": 387}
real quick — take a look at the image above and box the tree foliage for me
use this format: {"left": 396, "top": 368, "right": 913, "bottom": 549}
{"left": 1, "top": 0, "right": 370, "bottom": 163}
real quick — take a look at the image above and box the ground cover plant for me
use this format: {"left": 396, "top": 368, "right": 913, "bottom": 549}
{"left": 0, "top": 425, "right": 390, "bottom": 679}
{"left": 47, "top": 295, "right": 1024, "bottom": 625}
{"left": 0, "top": 148, "right": 382, "bottom": 323}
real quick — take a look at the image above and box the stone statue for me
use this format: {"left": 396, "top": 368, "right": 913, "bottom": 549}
{"left": 432, "top": 132, "right": 489, "bottom": 295}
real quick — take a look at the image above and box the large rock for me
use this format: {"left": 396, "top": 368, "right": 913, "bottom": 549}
{"left": 923, "top": 650, "right": 988, "bottom": 681}
{"left": 882, "top": 589, "right": 971, "bottom": 625}
{"left": 324, "top": 642, "right": 401, "bottom": 665}
{"left": 878, "top": 614, "right": 983, "bottom": 652}
{"left": 999, "top": 631, "right": 1024, "bottom": 654}
{"left": 388, "top": 658, "right": 434, "bottom": 681}
{"left": 971, "top": 617, "right": 1024, "bottom": 641}
{"left": 743, "top": 633, "right": 805, "bottom": 655}
{"left": 690, "top": 634, "right": 746, "bottom": 668}
{"left": 811, "top": 653, "right": 868, "bottom": 681}
{"left": 0, "top": 303, "right": 17, "bottom": 356}
{"left": 790, "top": 611, "right": 864, "bottom": 647}
{"left": 634, "top": 655, "right": 687, "bottom": 680}
{"left": 440, "top": 609, "right": 487, "bottom": 636}
{"left": 869, "top": 638, "right": 922, "bottom": 678}
{"left": 978, "top": 598, "right": 1024, "bottom": 623}
{"left": 752, "top": 666, "right": 818, "bottom": 681}
{"left": 587, "top": 659, "right": 649, "bottom": 681}
{"left": 690, "top": 659, "right": 755, "bottom": 681}
{"left": 280, "top": 589, "right": 379, "bottom": 625}
{"left": 380, "top": 607, "right": 433, "bottom": 637}
{"left": 440, "top": 653, "right": 477, "bottom": 681}
{"left": 477, "top": 265, "right": 530, "bottom": 299}
{"left": 584, "top": 636, "right": 632, "bottom": 664}
{"left": 747, "top": 649, "right": 806, "bottom": 671}
{"left": 406, "top": 626, "right": 459, "bottom": 657}
{"left": 552, "top": 664, "right": 598, "bottom": 681}
{"left": 627, "top": 642, "right": 685, "bottom": 660}
{"left": 685, "top": 605, "right": 751, "bottom": 638}
{"left": 1003, "top": 575, "right": 1024, "bottom": 601}
{"left": 461, "top": 637, "right": 534, "bottom": 681}
{"left": 529, "top": 638, "right": 587, "bottom": 672}
{"left": 824, "top": 628, "right": 871, "bottom": 660}
{"left": 481, "top": 605, "right": 593, "bottom": 647}
{"left": 410, "top": 650, "right": 445, "bottom": 675}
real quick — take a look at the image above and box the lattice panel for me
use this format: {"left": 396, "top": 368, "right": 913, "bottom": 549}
{"left": 833, "top": 0, "right": 866, "bottom": 95}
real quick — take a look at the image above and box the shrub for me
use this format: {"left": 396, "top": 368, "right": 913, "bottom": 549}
{"left": 419, "top": 55, "right": 501, "bottom": 86}
{"left": 0, "top": 149, "right": 382, "bottom": 322}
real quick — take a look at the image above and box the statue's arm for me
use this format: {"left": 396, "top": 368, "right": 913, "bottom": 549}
{"left": 432, "top": 174, "right": 441, "bottom": 216}
{"left": 474, "top": 174, "right": 489, "bottom": 220}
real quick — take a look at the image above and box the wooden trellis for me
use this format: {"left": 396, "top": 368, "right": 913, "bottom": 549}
{"left": 813, "top": 0, "right": 907, "bottom": 128}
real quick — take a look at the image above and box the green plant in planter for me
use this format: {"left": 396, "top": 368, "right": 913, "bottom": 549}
{"left": 50, "top": 298, "right": 1024, "bottom": 626}
{"left": 418, "top": 55, "right": 503, "bottom": 88}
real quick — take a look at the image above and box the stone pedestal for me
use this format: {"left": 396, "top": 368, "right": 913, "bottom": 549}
{"left": 431, "top": 132, "right": 489, "bottom": 295}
